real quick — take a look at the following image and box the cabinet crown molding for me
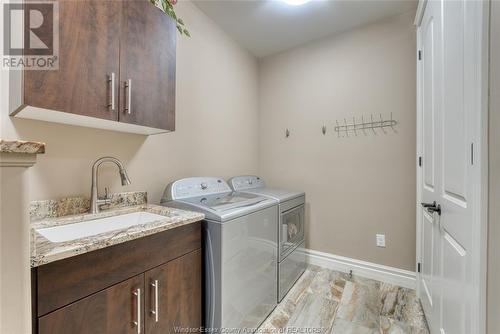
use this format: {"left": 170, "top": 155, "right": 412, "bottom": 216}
{"left": 0, "top": 152, "right": 38, "bottom": 168}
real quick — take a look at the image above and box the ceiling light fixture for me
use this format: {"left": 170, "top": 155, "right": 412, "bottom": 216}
{"left": 280, "top": 0, "right": 313, "bottom": 6}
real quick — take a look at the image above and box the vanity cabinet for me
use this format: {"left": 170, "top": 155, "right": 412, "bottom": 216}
{"left": 32, "top": 222, "right": 201, "bottom": 334}
{"left": 38, "top": 274, "right": 144, "bottom": 334}
{"left": 12, "top": 0, "right": 176, "bottom": 135}
{"left": 145, "top": 250, "right": 202, "bottom": 334}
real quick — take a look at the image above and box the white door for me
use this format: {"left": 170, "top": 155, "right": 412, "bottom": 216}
{"left": 417, "top": 0, "right": 485, "bottom": 333}
{"left": 418, "top": 1, "right": 441, "bottom": 330}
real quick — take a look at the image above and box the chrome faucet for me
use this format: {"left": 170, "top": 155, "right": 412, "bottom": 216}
{"left": 90, "top": 157, "right": 131, "bottom": 214}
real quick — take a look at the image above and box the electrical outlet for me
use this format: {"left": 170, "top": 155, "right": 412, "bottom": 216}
{"left": 376, "top": 234, "right": 386, "bottom": 247}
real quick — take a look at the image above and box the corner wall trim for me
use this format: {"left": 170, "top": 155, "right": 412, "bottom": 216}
{"left": 414, "top": 0, "right": 427, "bottom": 26}
{"left": 302, "top": 248, "right": 416, "bottom": 289}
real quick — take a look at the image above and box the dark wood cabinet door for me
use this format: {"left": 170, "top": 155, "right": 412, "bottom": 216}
{"left": 145, "top": 250, "right": 202, "bottom": 334}
{"left": 38, "top": 274, "right": 145, "bottom": 334}
{"left": 119, "top": 0, "right": 176, "bottom": 130}
{"left": 24, "top": 0, "right": 121, "bottom": 120}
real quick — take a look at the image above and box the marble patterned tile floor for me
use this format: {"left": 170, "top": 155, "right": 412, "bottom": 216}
{"left": 260, "top": 265, "right": 429, "bottom": 334}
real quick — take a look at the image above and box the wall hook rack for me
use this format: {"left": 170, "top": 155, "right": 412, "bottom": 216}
{"left": 285, "top": 128, "right": 290, "bottom": 138}
{"left": 322, "top": 125, "right": 327, "bottom": 135}
{"left": 334, "top": 113, "right": 397, "bottom": 137}
{"left": 343, "top": 118, "right": 349, "bottom": 137}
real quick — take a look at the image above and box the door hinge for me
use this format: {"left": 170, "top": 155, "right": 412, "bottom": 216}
{"left": 417, "top": 262, "right": 421, "bottom": 273}
{"left": 471, "top": 143, "right": 474, "bottom": 165}
{"left": 418, "top": 50, "right": 422, "bottom": 60}
{"left": 418, "top": 156, "right": 422, "bottom": 167}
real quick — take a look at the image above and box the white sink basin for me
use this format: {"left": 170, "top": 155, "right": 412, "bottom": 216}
{"left": 37, "top": 211, "right": 166, "bottom": 242}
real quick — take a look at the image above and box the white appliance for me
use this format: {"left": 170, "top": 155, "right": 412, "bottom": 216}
{"left": 161, "top": 177, "right": 278, "bottom": 330}
{"left": 229, "top": 175, "right": 306, "bottom": 301}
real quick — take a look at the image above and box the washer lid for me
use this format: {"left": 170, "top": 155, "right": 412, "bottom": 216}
{"left": 183, "top": 192, "right": 268, "bottom": 212}
{"left": 170, "top": 192, "right": 277, "bottom": 222}
{"left": 161, "top": 177, "right": 278, "bottom": 222}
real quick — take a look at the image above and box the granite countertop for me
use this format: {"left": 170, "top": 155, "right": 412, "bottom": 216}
{"left": 30, "top": 204, "right": 204, "bottom": 267}
{"left": 0, "top": 139, "right": 46, "bottom": 154}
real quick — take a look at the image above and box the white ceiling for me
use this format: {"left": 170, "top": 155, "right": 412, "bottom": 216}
{"left": 192, "top": 0, "right": 417, "bottom": 58}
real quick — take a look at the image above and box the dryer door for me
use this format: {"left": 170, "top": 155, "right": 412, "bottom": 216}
{"left": 279, "top": 204, "right": 305, "bottom": 261}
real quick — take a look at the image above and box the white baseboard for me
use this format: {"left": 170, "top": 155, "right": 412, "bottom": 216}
{"left": 302, "top": 248, "right": 416, "bottom": 289}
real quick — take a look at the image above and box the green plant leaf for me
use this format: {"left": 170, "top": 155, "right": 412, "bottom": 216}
{"left": 153, "top": 0, "right": 190, "bottom": 37}
{"left": 167, "top": 8, "right": 177, "bottom": 19}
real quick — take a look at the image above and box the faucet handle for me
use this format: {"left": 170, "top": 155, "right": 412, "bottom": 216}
{"left": 97, "top": 187, "right": 112, "bottom": 207}
{"left": 99, "top": 187, "right": 111, "bottom": 201}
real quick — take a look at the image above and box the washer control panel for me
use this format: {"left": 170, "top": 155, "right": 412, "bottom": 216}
{"left": 167, "top": 177, "right": 232, "bottom": 200}
{"left": 229, "top": 175, "right": 265, "bottom": 191}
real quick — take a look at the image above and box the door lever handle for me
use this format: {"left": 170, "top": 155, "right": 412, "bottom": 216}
{"left": 421, "top": 201, "right": 441, "bottom": 215}
{"left": 427, "top": 204, "right": 441, "bottom": 216}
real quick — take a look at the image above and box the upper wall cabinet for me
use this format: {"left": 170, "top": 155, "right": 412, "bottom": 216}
{"left": 23, "top": 1, "right": 121, "bottom": 122}
{"left": 120, "top": 1, "right": 176, "bottom": 130}
{"left": 9, "top": 0, "right": 176, "bottom": 135}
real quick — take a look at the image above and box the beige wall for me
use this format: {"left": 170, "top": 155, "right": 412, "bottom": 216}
{"left": 488, "top": 1, "right": 500, "bottom": 333}
{"left": 258, "top": 11, "right": 416, "bottom": 270}
{"left": 0, "top": 1, "right": 260, "bottom": 203}
{"left": 1, "top": 4, "right": 418, "bottom": 272}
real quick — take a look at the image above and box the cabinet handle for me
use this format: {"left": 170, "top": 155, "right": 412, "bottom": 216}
{"left": 133, "top": 288, "right": 141, "bottom": 334}
{"left": 107, "top": 73, "right": 115, "bottom": 111}
{"left": 150, "top": 280, "right": 159, "bottom": 322}
{"left": 124, "top": 79, "right": 132, "bottom": 114}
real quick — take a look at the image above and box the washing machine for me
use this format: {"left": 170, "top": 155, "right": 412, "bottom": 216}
{"left": 161, "top": 177, "right": 278, "bottom": 330}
